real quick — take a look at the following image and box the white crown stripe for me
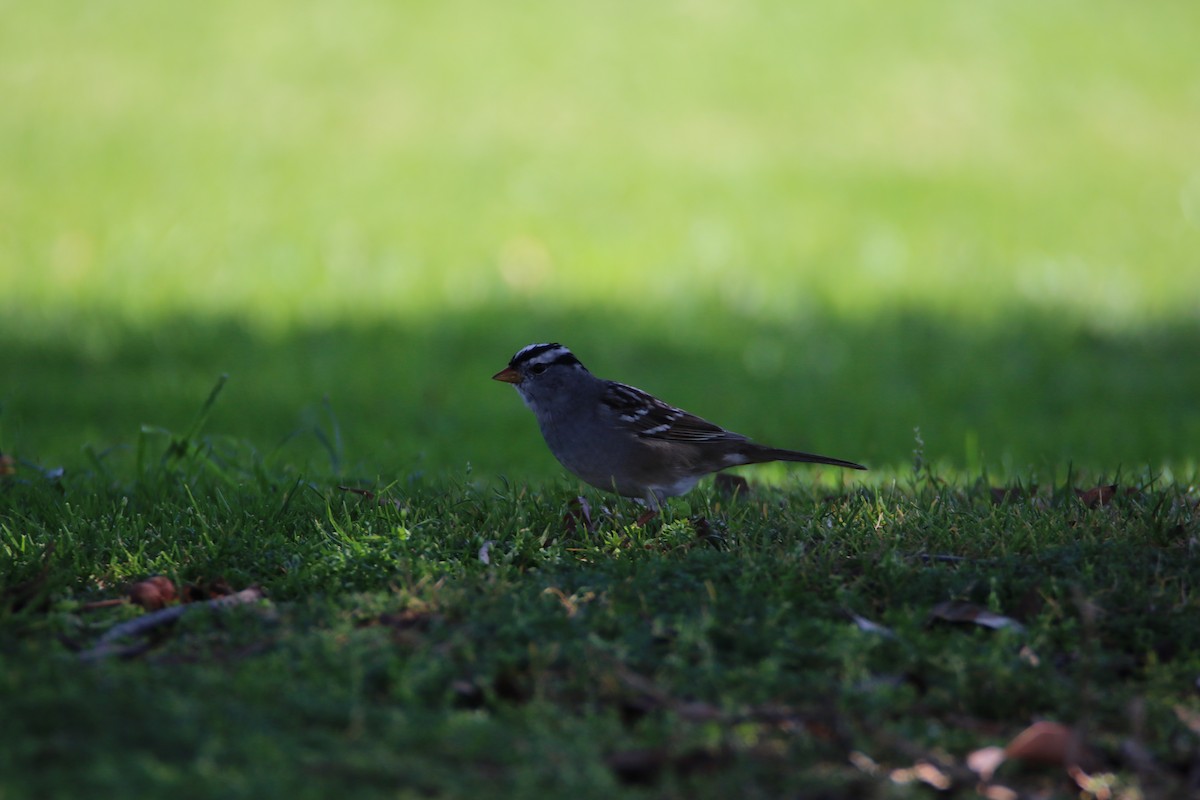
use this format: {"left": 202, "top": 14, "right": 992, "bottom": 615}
{"left": 512, "top": 342, "right": 569, "bottom": 364}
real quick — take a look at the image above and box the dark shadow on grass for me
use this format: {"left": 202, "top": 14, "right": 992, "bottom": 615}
{"left": 2, "top": 303, "right": 1197, "bottom": 480}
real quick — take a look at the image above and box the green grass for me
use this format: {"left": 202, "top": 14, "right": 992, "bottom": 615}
{"left": 3, "top": 435, "right": 1198, "bottom": 797}
{"left": 2, "top": 0, "right": 1200, "bottom": 796}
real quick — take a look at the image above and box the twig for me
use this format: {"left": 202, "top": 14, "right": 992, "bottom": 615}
{"left": 80, "top": 587, "right": 265, "bottom": 662}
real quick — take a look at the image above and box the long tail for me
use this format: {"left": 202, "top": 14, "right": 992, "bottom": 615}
{"left": 748, "top": 446, "right": 867, "bottom": 471}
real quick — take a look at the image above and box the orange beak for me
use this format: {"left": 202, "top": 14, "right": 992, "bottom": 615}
{"left": 492, "top": 367, "right": 521, "bottom": 384}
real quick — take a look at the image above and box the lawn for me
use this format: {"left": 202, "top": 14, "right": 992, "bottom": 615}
{"left": 2, "top": 1, "right": 1199, "bottom": 797}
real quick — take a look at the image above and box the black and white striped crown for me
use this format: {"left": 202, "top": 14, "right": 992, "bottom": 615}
{"left": 508, "top": 342, "right": 584, "bottom": 371}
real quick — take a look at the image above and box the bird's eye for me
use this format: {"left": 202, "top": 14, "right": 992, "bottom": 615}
{"left": 529, "top": 363, "right": 548, "bottom": 375}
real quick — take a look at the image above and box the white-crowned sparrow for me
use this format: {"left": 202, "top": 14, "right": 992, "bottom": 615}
{"left": 493, "top": 342, "right": 866, "bottom": 508}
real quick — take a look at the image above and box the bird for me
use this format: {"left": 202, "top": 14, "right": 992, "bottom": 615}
{"left": 492, "top": 342, "right": 866, "bottom": 509}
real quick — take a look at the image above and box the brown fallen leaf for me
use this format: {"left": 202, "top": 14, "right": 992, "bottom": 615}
{"left": 1006, "top": 720, "right": 1070, "bottom": 762}
{"left": 634, "top": 509, "right": 658, "bottom": 527}
{"left": 0, "top": 452, "right": 15, "bottom": 476}
{"left": 929, "top": 601, "right": 1025, "bottom": 632}
{"left": 967, "top": 721, "right": 1081, "bottom": 783}
{"left": 1076, "top": 484, "right": 1117, "bottom": 508}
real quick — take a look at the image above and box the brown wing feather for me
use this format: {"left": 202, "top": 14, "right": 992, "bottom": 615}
{"left": 602, "top": 382, "right": 747, "bottom": 443}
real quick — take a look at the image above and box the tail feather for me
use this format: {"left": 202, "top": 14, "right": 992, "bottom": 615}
{"left": 746, "top": 446, "right": 867, "bottom": 471}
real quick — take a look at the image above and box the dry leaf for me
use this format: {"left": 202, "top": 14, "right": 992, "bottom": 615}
{"left": 1076, "top": 484, "right": 1117, "bottom": 508}
{"left": 967, "top": 745, "right": 1008, "bottom": 781}
{"left": 1004, "top": 720, "right": 1073, "bottom": 764}
{"left": 929, "top": 601, "right": 1025, "bottom": 632}
{"left": 1068, "top": 765, "right": 1116, "bottom": 799}
{"left": 979, "top": 784, "right": 1019, "bottom": 800}
{"left": 889, "top": 760, "right": 951, "bottom": 790}
{"left": 969, "top": 721, "right": 1082, "bottom": 784}
{"left": 0, "top": 452, "right": 15, "bottom": 477}
{"left": 634, "top": 509, "right": 658, "bottom": 527}
{"left": 848, "top": 750, "right": 880, "bottom": 775}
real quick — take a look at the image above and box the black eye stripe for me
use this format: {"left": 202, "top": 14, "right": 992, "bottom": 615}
{"left": 549, "top": 353, "right": 580, "bottom": 367}
{"left": 525, "top": 353, "right": 580, "bottom": 377}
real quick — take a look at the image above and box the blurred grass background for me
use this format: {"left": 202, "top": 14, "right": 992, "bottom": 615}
{"left": 1, "top": 0, "right": 1198, "bottom": 481}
